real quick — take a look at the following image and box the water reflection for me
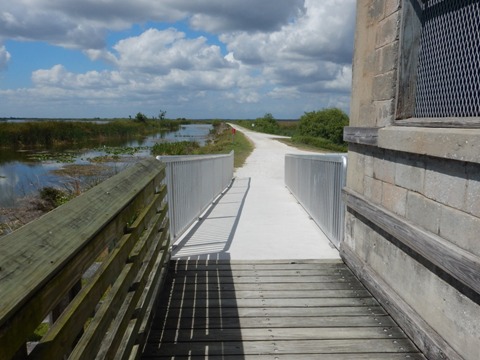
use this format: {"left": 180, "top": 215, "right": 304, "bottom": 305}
{"left": 0, "top": 124, "right": 212, "bottom": 207}
{"left": 0, "top": 162, "right": 62, "bottom": 207}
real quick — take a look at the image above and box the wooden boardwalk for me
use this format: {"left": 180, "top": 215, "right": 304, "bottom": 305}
{"left": 142, "top": 260, "right": 425, "bottom": 359}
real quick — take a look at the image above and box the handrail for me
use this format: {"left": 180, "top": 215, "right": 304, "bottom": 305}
{"left": 0, "top": 158, "right": 170, "bottom": 360}
{"left": 157, "top": 151, "right": 234, "bottom": 240}
{"left": 285, "top": 153, "right": 347, "bottom": 249}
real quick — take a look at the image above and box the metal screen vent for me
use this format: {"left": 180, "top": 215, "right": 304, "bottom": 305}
{"left": 414, "top": 0, "right": 480, "bottom": 118}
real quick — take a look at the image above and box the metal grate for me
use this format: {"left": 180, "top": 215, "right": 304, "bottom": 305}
{"left": 414, "top": 0, "right": 480, "bottom": 118}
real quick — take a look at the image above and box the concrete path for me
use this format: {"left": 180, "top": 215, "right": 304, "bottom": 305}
{"left": 172, "top": 125, "right": 340, "bottom": 261}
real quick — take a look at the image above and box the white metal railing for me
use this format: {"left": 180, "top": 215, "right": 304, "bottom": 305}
{"left": 285, "top": 153, "right": 347, "bottom": 249}
{"left": 157, "top": 151, "right": 234, "bottom": 240}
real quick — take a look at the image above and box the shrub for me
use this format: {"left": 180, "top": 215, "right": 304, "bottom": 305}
{"left": 38, "top": 187, "right": 69, "bottom": 210}
{"left": 297, "top": 108, "right": 349, "bottom": 145}
{"left": 254, "top": 113, "right": 279, "bottom": 134}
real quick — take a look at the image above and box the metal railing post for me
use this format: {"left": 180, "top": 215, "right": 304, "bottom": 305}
{"left": 284, "top": 153, "right": 348, "bottom": 249}
{"left": 157, "top": 151, "right": 234, "bottom": 241}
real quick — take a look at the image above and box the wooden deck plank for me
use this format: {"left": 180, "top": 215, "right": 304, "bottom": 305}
{"left": 142, "top": 260, "right": 423, "bottom": 359}
{"left": 160, "top": 297, "right": 379, "bottom": 308}
{"left": 172, "top": 264, "right": 349, "bottom": 271}
{"left": 156, "top": 326, "right": 408, "bottom": 342}
{"left": 144, "top": 339, "right": 419, "bottom": 356}
{"left": 168, "top": 289, "right": 372, "bottom": 299}
{"left": 143, "top": 355, "right": 427, "bottom": 360}
{"left": 165, "top": 281, "right": 366, "bottom": 291}
{"left": 172, "top": 259, "right": 344, "bottom": 265}
{"left": 152, "top": 315, "right": 396, "bottom": 330}
{"left": 171, "top": 269, "right": 354, "bottom": 277}
{"left": 170, "top": 275, "right": 358, "bottom": 284}
{"left": 150, "top": 307, "right": 390, "bottom": 329}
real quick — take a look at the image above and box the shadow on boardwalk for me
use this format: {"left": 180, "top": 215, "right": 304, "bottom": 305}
{"left": 172, "top": 177, "right": 250, "bottom": 260}
{"left": 142, "top": 259, "right": 425, "bottom": 359}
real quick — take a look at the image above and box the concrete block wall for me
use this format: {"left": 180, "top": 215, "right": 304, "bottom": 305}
{"left": 344, "top": 1, "right": 480, "bottom": 359}
{"left": 350, "top": 0, "right": 400, "bottom": 127}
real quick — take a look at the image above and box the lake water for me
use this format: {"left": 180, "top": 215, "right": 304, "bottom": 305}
{"left": 0, "top": 124, "right": 212, "bottom": 207}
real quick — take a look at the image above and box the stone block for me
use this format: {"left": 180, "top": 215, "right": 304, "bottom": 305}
{"left": 378, "top": 127, "right": 480, "bottom": 165}
{"left": 465, "top": 163, "right": 480, "bottom": 217}
{"left": 373, "top": 150, "right": 395, "bottom": 183}
{"left": 440, "top": 206, "right": 480, "bottom": 257}
{"left": 346, "top": 149, "right": 365, "bottom": 194}
{"left": 357, "top": 103, "right": 376, "bottom": 127}
{"left": 375, "top": 40, "right": 399, "bottom": 74}
{"left": 364, "top": 152, "right": 375, "bottom": 178}
{"left": 374, "top": 99, "right": 395, "bottom": 126}
{"left": 425, "top": 159, "right": 467, "bottom": 211}
{"left": 395, "top": 153, "right": 426, "bottom": 193}
{"left": 364, "top": 175, "right": 383, "bottom": 205}
{"left": 363, "top": 233, "right": 480, "bottom": 360}
{"left": 343, "top": 212, "right": 356, "bottom": 250}
{"left": 372, "top": 71, "right": 396, "bottom": 101}
{"left": 384, "top": 0, "right": 401, "bottom": 17}
{"left": 382, "top": 182, "right": 407, "bottom": 216}
{"left": 368, "top": 0, "right": 385, "bottom": 22}
{"left": 375, "top": 12, "right": 400, "bottom": 48}
{"left": 406, "top": 192, "right": 440, "bottom": 234}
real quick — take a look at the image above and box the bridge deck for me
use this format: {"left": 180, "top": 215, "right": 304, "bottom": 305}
{"left": 142, "top": 260, "right": 425, "bottom": 359}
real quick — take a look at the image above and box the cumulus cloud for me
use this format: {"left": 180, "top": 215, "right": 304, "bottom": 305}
{"left": 221, "top": 0, "right": 356, "bottom": 65}
{"left": 32, "top": 65, "right": 127, "bottom": 90}
{"left": 0, "top": 7, "right": 106, "bottom": 49}
{"left": 0, "top": 0, "right": 356, "bottom": 118}
{"left": 111, "top": 28, "right": 233, "bottom": 74}
{"left": 0, "top": 0, "right": 305, "bottom": 50}
{"left": 0, "top": 45, "right": 11, "bottom": 70}
{"left": 181, "top": 0, "right": 305, "bottom": 33}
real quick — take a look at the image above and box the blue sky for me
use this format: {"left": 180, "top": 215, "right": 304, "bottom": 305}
{"left": 0, "top": 0, "right": 356, "bottom": 119}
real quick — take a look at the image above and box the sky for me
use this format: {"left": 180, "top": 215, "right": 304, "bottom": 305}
{"left": 0, "top": 0, "right": 356, "bottom": 119}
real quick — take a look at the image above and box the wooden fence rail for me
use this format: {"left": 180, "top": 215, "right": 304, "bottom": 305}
{"left": 0, "top": 158, "right": 170, "bottom": 360}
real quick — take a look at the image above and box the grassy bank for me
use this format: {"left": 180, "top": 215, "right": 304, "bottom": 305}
{"left": 231, "top": 109, "right": 348, "bottom": 152}
{"left": 152, "top": 123, "right": 254, "bottom": 168}
{"left": 0, "top": 119, "right": 184, "bottom": 148}
{"left": 1, "top": 122, "right": 253, "bottom": 237}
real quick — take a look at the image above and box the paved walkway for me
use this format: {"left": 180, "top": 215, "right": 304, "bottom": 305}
{"left": 171, "top": 125, "right": 340, "bottom": 261}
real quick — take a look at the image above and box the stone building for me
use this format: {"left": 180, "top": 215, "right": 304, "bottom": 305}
{"left": 342, "top": 1, "right": 480, "bottom": 359}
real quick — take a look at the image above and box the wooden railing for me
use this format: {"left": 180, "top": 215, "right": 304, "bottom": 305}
{"left": 0, "top": 158, "right": 170, "bottom": 360}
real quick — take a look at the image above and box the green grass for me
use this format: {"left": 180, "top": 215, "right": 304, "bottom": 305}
{"left": 195, "top": 125, "right": 254, "bottom": 168}
{"left": 151, "top": 141, "right": 201, "bottom": 155}
{"left": 290, "top": 135, "right": 347, "bottom": 152}
{"left": 151, "top": 123, "right": 254, "bottom": 168}
{"left": 232, "top": 120, "right": 347, "bottom": 153}
{"left": 0, "top": 119, "right": 183, "bottom": 149}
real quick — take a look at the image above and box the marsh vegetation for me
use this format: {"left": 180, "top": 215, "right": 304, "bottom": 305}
{"left": 0, "top": 120, "right": 253, "bottom": 236}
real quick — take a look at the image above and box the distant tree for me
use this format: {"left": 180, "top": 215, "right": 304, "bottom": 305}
{"left": 134, "top": 112, "right": 148, "bottom": 123}
{"left": 158, "top": 110, "right": 167, "bottom": 120}
{"left": 254, "top": 113, "right": 279, "bottom": 134}
{"left": 297, "top": 108, "right": 349, "bottom": 145}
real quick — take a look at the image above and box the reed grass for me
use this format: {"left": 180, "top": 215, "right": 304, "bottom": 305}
{"left": 0, "top": 119, "right": 182, "bottom": 148}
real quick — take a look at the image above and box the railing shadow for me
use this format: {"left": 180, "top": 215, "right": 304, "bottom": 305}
{"left": 171, "top": 177, "right": 251, "bottom": 260}
{"left": 144, "top": 259, "right": 246, "bottom": 358}
{"left": 142, "top": 179, "right": 251, "bottom": 357}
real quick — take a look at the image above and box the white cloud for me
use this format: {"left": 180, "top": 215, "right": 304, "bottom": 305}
{"left": 324, "top": 65, "right": 353, "bottom": 92}
{"left": 0, "top": 45, "right": 11, "bottom": 70}
{"left": 225, "top": 89, "right": 260, "bottom": 104}
{"left": 0, "top": 0, "right": 356, "bottom": 118}
{"left": 111, "top": 28, "right": 233, "bottom": 74}
{"left": 183, "top": 0, "right": 305, "bottom": 33}
{"left": 0, "top": 0, "right": 305, "bottom": 50}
